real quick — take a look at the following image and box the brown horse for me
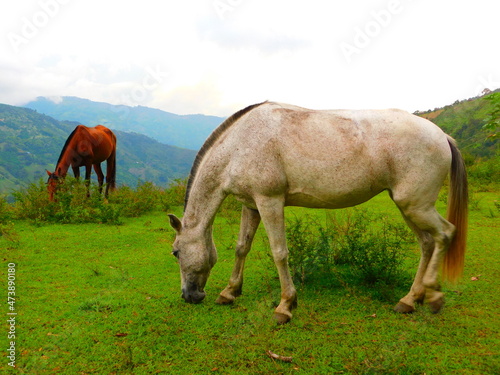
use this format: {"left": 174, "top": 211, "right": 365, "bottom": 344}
{"left": 47, "top": 125, "right": 117, "bottom": 201}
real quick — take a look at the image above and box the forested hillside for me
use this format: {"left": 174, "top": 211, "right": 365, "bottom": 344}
{"left": 0, "top": 104, "right": 196, "bottom": 195}
{"left": 416, "top": 90, "right": 499, "bottom": 159}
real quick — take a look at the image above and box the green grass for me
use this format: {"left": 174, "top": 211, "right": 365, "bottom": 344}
{"left": 1, "top": 191, "right": 499, "bottom": 374}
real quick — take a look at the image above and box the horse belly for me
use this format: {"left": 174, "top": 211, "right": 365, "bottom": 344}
{"left": 272, "top": 111, "right": 388, "bottom": 208}
{"left": 283, "top": 156, "right": 387, "bottom": 209}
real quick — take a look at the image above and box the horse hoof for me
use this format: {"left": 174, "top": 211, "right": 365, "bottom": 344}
{"left": 393, "top": 301, "right": 415, "bottom": 314}
{"left": 428, "top": 297, "right": 444, "bottom": 314}
{"left": 215, "top": 295, "right": 234, "bottom": 305}
{"left": 274, "top": 312, "right": 292, "bottom": 325}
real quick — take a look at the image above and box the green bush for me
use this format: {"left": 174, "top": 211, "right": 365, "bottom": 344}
{"left": 286, "top": 209, "right": 412, "bottom": 287}
{"left": 0, "top": 195, "right": 12, "bottom": 224}
{"left": 468, "top": 155, "right": 500, "bottom": 186}
{"left": 7, "top": 177, "right": 191, "bottom": 225}
{"left": 163, "top": 178, "right": 187, "bottom": 207}
{"left": 338, "top": 212, "right": 410, "bottom": 285}
{"left": 286, "top": 215, "right": 334, "bottom": 284}
{"left": 110, "top": 181, "right": 167, "bottom": 217}
{"left": 11, "top": 178, "right": 122, "bottom": 225}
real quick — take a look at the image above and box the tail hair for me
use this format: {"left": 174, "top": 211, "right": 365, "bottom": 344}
{"left": 443, "top": 137, "right": 468, "bottom": 282}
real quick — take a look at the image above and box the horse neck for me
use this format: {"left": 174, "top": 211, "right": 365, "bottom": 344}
{"left": 183, "top": 167, "right": 226, "bottom": 234}
{"left": 55, "top": 155, "right": 72, "bottom": 177}
{"left": 54, "top": 144, "right": 75, "bottom": 177}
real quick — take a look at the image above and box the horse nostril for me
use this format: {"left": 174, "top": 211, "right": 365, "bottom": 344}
{"left": 181, "top": 290, "right": 205, "bottom": 304}
{"left": 192, "top": 291, "right": 206, "bottom": 304}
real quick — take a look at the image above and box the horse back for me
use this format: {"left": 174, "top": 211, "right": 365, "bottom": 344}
{"left": 222, "top": 102, "right": 451, "bottom": 209}
{"left": 74, "top": 125, "right": 116, "bottom": 162}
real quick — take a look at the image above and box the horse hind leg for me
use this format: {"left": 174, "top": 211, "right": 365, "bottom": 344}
{"left": 93, "top": 164, "right": 105, "bottom": 194}
{"left": 105, "top": 152, "right": 116, "bottom": 197}
{"left": 216, "top": 206, "right": 261, "bottom": 305}
{"left": 394, "top": 213, "right": 434, "bottom": 313}
{"left": 395, "top": 205, "right": 455, "bottom": 314}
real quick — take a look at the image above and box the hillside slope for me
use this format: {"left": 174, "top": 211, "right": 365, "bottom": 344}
{"left": 24, "top": 96, "right": 223, "bottom": 150}
{"left": 416, "top": 91, "right": 499, "bottom": 158}
{"left": 0, "top": 104, "right": 196, "bottom": 194}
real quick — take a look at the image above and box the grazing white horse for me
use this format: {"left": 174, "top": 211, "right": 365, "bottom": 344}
{"left": 168, "top": 101, "right": 468, "bottom": 324}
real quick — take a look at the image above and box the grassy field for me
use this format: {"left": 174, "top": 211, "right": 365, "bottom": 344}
{"left": 1, "top": 190, "right": 499, "bottom": 374}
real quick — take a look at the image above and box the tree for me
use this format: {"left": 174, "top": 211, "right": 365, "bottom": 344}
{"left": 484, "top": 92, "right": 500, "bottom": 140}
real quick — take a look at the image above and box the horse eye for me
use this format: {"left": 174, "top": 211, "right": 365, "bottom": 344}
{"left": 172, "top": 250, "right": 180, "bottom": 258}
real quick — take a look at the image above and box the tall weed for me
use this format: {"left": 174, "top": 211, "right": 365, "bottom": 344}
{"left": 110, "top": 181, "right": 167, "bottom": 217}
{"left": 7, "top": 177, "right": 191, "bottom": 224}
{"left": 286, "top": 209, "right": 413, "bottom": 287}
{"left": 11, "top": 178, "right": 121, "bottom": 224}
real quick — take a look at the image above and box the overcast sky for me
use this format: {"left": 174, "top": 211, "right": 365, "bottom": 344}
{"left": 1, "top": 0, "right": 499, "bottom": 116}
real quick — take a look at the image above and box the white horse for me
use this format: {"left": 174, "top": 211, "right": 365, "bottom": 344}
{"left": 168, "top": 101, "right": 468, "bottom": 324}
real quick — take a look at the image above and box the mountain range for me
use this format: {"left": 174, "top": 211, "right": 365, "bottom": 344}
{"left": 24, "top": 96, "right": 224, "bottom": 150}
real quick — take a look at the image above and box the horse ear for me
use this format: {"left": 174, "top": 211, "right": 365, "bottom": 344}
{"left": 46, "top": 170, "right": 52, "bottom": 177}
{"left": 168, "top": 214, "right": 182, "bottom": 233}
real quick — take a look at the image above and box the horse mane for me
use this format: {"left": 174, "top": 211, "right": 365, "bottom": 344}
{"left": 56, "top": 126, "right": 81, "bottom": 167}
{"left": 184, "top": 101, "right": 268, "bottom": 210}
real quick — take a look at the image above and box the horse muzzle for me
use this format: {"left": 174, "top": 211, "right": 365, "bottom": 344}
{"left": 182, "top": 287, "right": 206, "bottom": 304}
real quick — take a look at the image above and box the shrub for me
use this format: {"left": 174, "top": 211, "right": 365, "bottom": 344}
{"left": 286, "top": 209, "right": 412, "bottom": 287}
{"left": 467, "top": 155, "right": 500, "bottom": 188}
{"left": 338, "top": 212, "right": 409, "bottom": 285}
{"left": 11, "top": 178, "right": 121, "bottom": 224}
{"left": 286, "top": 215, "right": 333, "bottom": 284}
{"left": 110, "top": 181, "right": 167, "bottom": 217}
{"left": 163, "top": 178, "right": 187, "bottom": 208}
{"left": 9, "top": 177, "right": 186, "bottom": 224}
{"left": 0, "top": 195, "right": 12, "bottom": 224}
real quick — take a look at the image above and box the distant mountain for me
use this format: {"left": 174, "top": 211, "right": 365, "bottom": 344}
{"left": 24, "top": 96, "right": 224, "bottom": 150}
{"left": 0, "top": 103, "right": 196, "bottom": 195}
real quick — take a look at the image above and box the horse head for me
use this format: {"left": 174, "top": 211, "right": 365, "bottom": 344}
{"left": 46, "top": 170, "right": 60, "bottom": 201}
{"left": 168, "top": 214, "right": 217, "bottom": 304}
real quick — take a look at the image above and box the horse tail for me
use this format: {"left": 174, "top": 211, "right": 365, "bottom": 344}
{"left": 109, "top": 132, "right": 117, "bottom": 190}
{"left": 443, "top": 136, "right": 468, "bottom": 282}
{"left": 110, "top": 151, "right": 116, "bottom": 190}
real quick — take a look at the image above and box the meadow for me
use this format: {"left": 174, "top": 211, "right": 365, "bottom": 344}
{"left": 1, "top": 181, "right": 499, "bottom": 374}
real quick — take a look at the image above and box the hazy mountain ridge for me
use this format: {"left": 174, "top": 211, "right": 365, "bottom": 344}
{"left": 24, "top": 96, "right": 224, "bottom": 150}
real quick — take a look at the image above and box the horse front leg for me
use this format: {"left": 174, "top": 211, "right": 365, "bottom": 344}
{"left": 216, "top": 206, "right": 261, "bottom": 305}
{"left": 84, "top": 164, "right": 92, "bottom": 197}
{"left": 256, "top": 196, "right": 297, "bottom": 324}
{"left": 72, "top": 166, "right": 80, "bottom": 179}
